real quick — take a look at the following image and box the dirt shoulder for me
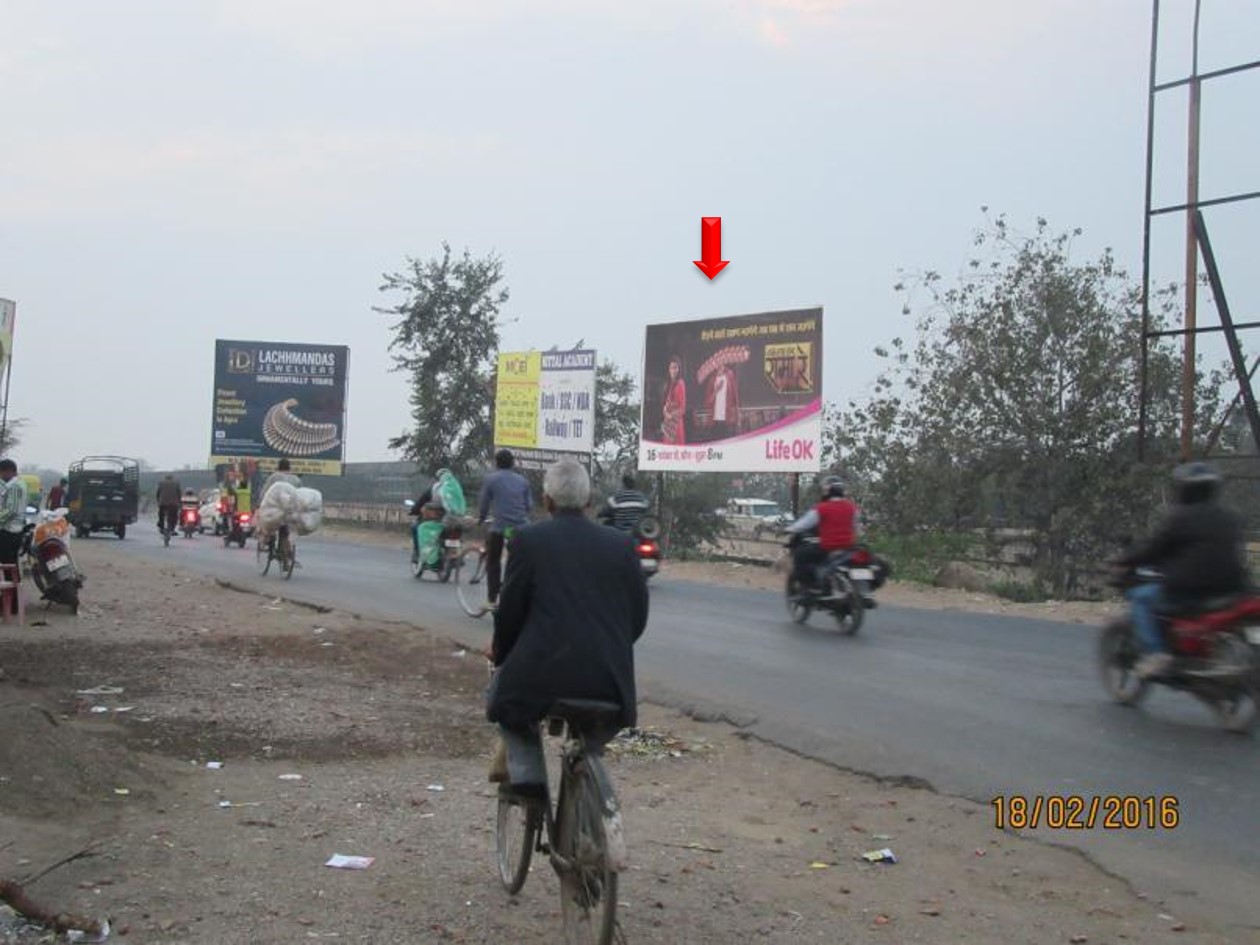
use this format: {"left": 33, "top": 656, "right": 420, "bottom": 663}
{"left": 0, "top": 540, "right": 1236, "bottom": 943}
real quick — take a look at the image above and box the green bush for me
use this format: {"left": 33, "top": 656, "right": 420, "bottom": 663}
{"left": 863, "top": 529, "right": 977, "bottom": 586}
{"left": 987, "top": 579, "right": 1051, "bottom": 603}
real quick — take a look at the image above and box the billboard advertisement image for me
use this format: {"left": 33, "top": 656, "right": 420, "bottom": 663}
{"left": 494, "top": 348, "right": 596, "bottom": 470}
{"left": 209, "top": 339, "right": 349, "bottom": 476}
{"left": 638, "top": 308, "right": 822, "bottom": 472}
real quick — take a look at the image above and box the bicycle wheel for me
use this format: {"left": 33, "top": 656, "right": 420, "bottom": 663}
{"left": 257, "top": 538, "right": 272, "bottom": 576}
{"left": 495, "top": 792, "right": 540, "bottom": 894}
{"left": 556, "top": 756, "right": 619, "bottom": 945}
{"left": 455, "top": 547, "right": 489, "bottom": 617}
{"left": 283, "top": 540, "right": 296, "bottom": 579}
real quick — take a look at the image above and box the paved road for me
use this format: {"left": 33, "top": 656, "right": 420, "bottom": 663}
{"left": 98, "top": 526, "right": 1260, "bottom": 929}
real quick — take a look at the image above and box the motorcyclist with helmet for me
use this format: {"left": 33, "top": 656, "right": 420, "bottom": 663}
{"left": 1113, "top": 461, "right": 1248, "bottom": 678}
{"left": 784, "top": 474, "right": 861, "bottom": 597}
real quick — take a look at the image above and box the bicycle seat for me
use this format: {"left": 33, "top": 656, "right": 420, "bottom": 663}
{"left": 546, "top": 699, "right": 623, "bottom": 732}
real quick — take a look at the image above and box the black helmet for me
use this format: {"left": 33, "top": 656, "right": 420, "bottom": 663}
{"left": 1172, "top": 461, "right": 1221, "bottom": 504}
{"left": 821, "top": 475, "right": 846, "bottom": 498}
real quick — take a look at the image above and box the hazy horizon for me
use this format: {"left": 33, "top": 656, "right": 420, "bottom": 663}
{"left": 2, "top": 0, "right": 1257, "bottom": 475}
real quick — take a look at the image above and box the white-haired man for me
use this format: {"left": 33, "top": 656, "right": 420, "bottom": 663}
{"left": 485, "top": 458, "right": 649, "bottom": 791}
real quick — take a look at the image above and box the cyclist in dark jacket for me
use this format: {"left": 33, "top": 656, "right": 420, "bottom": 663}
{"left": 485, "top": 459, "right": 648, "bottom": 792}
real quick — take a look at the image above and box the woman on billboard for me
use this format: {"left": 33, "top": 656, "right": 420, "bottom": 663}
{"left": 660, "top": 355, "right": 687, "bottom": 444}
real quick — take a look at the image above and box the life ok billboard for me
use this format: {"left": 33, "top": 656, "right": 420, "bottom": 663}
{"left": 209, "top": 339, "right": 350, "bottom": 476}
{"left": 493, "top": 348, "right": 596, "bottom": 470}
{"left": 638, "top": 308, "right": 822, "bottom": 472}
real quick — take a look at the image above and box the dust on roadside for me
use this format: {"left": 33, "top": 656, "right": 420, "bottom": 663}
{"left": 0, "top": 539, "right": 1235, "bottom": 944}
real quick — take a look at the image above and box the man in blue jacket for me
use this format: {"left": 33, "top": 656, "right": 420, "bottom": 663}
{"left": 477, "top": 449, "right": 533, "bottom": 610}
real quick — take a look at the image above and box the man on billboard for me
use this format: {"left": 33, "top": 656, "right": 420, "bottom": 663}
{"left": 704, "top": 361, "right": 741, "bottom": 441}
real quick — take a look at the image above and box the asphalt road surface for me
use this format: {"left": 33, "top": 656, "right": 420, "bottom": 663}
{"left": 94, "top": 525, "right": 1260, "bottom": 931}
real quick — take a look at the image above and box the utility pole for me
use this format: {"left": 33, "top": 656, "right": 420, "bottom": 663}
{"left": 1179, "top": 0, "right": 1203, "bottom": 461}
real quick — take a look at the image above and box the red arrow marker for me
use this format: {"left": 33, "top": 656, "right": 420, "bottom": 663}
{"left": 693, "top": 216, "right": 729, "bottom": 280}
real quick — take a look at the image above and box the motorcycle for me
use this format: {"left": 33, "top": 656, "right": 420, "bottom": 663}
{"left": 596, "top": 502, "right": 662, "bottom": 581}
{"left": 1099, "top": 565, "right": 1260, "bottom": 733}
{"left": 212, "top": 497, "right": 229, "bottom": 536}
{"left": 222, "top": 510, "right": 254, "bottom": 549}
{"left": 631, "top": 516, "right": 662, "bottom": 581}
{"left": 405, "top": 500, "right": 464, "bottom": 582}
{"left": 21, "top": 508, "right": 83, "bottom": 613}
{"left": 783, "top": 534, "right": 887, "bottom": 635}
{"left": 180, "top": 503, "right": 201, "bottom": 539}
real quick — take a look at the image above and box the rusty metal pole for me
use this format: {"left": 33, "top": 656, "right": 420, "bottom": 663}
{"left": 1137, "top": 0, "right": 1160, "bottom": 461}
{"left": 790, "top": 473, "right": 800, "bottom": 517}
{"left": 1180, "top": 0, "right": 1203, "bottom": 461}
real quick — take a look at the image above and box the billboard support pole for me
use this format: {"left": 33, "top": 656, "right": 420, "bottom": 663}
{"left": 790, "top": 473, "right": 800, "bottom": 518}
{"left": 486, "top": 367, "right": 497, "bottom": 467}
{"left": 0, "top": 353, "right": 12, "bottom": 453}
{"left": 0, "top": 299, "right": 14, "bottom": 453}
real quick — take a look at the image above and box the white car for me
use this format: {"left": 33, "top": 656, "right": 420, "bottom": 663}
{"left": 198, "top": 489, "right": 223, "bottom": 534}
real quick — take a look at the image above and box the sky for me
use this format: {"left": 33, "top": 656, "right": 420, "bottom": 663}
{"left": 1, "top": 0, "right": 1257, "bottom": 473}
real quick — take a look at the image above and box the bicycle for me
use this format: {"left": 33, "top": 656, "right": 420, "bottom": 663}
{"left": 256, "top": 524, "right": 297, "bottom": 579}
{"left": 454, "top": 525, "right": 514, "bottom": 618}
{"left": 494, "top": 699, "right": 626, "bottom": 945}
{"left": 158, "top": 510, "right": 177, "bottom": 548}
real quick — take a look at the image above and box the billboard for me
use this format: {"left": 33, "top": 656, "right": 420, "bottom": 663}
{"left": 209, "top": 339, "right": 349, "bottom": 476}
{"left": 0, "top": 299, "right": 15, "bottom": 390}
{"left": 494, "top": 348, "right": 596, "bottom": 470}
{"left": 638, "top": 307, "right": 822, "bottom": 472}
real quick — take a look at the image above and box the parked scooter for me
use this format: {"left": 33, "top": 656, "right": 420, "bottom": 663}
{"left": 21, "top": 507, "right": 83, "bottom": 613}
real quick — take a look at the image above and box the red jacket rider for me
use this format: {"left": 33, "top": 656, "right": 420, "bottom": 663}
{"left": 785, "top": 476, "right": 859, "bottom": 589}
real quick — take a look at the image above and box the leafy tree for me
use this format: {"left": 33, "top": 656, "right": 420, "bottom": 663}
{"left": 0, "top": 418, "right": 25, "bottom": 456}
{"left": 828, "top": 213, "right": 1227, "bottom": 594}
{"left": 591, "top": 359, "right": 641, "bottom": 491}
{"left": 378, "top": 243, "right": 509, "bottom": 475}
{"left": 659, "top": 472, "right": 729, "bottom": 557}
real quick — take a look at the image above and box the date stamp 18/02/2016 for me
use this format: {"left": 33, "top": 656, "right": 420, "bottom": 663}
{"left": 991, "top": 795, "right": 1180, "bottom": 830}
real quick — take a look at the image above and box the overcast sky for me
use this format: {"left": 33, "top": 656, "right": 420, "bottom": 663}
{"left": 2, "top": 0, "right": 1257, "bottom": 473}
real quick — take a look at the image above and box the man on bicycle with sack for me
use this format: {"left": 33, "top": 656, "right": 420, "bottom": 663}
{"left": 484, "top": 459, "right": 649, "bottom": 794}
{"left": 259, "top": 458, "right": 303, "bottom": 558}
{"left": 260, "top": 457, "right": 302, "bottom": 501}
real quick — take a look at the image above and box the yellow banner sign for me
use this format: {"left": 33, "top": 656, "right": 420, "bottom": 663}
{"left": 494, "top": 351, "right": 542, "bottom": 448}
